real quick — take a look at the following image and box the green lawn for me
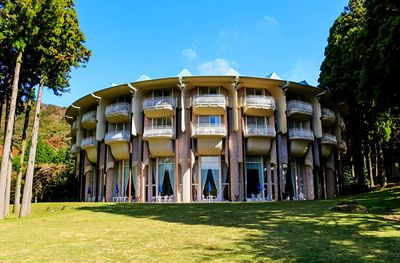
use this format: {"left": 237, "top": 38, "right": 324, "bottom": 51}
{"left": 1, "top": 187, "right": 399, "bottom": 262}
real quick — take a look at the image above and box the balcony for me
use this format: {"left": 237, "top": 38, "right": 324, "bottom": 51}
{"left": 321, "top": 133, "right": 337, "bottom": 159}
{"left": 321, "top": 107, "right": 336, "bottom": 127}
{"left": 105, "top": 130, "right": 130, "bottom": 160}
{"left": 71, "top": 143, "right": 79, "bottom": 155}
{"left": 288, "top": 128, "right": 314, "bottom": 158}
{"left": 286, "top": 100, "right": 313, "bottom": 120}
{"left": 242, "top": 96, "right": 275, "bottom": 117}
{"left": 143, "top": 126, "right": 175, "bottom": 157}
{"left": 143, "top": 125, "right": 175, "bottom": 140}
{"left": 81, "top": 111, "right": 97, "bottom": 130}
{"left": 321, "top": 133, "right": 337, "bottom": 145}
{"left": 143, "top": 97, "right": 177, "bottom": 118}
{"left": 105, "top": 102, "right": 131, "bottom": 123}
{"left": 244, "top": 125, "right": 276, "bottom": 138}
{"left": 80, "top": 136, "right": 97, "bottom": 163}
{"left": 245, "top": 126, "right": 276, "bottom": 155}
{"left": 192, "top": 94, "right": 226, "bottom": 115}
{"left": 192, "top": 123, "right": 226, "bottom": 138}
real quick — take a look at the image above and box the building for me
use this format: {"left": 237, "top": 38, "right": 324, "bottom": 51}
{"left": 65, "top": 70, "right": 347, "bottom": 203}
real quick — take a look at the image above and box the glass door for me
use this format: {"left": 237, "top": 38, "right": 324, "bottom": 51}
{"left": 200, "top": 156, "right": 220, "bottom": 201}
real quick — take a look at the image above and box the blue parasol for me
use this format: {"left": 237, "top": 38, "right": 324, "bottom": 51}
{"left": 258, "top": 183, "right": 262, "bottom": 193}
{"left": 208, "top": 181, "right": 211, "bottom": 195}
{"left": 115, "top": 184, "right": 119, "bottom": 194}
{"left": 159, "top": 184, "right": 163, "bottom": 194}
{"left": 87, "top": 186, "right": 92, "bottom": 195}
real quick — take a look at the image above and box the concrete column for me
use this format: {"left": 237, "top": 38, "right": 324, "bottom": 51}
{"left": 105, "top": 168, "right": 113, "bottom": 202}
{"left": 305, "top": 165, "right": 314, "bottom": 200}
{"left": 84, "top": 172, "right": 92, "bottom": 202}
{"left": 229, "top": 132, "right": 240, "bottom": 201}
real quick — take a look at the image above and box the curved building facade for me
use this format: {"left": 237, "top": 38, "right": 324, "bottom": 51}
{"left": 66, "top": 72, "right": 346, "bottom": 203}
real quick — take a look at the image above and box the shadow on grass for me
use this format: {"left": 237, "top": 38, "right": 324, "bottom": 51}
{"left": 77, "top": 188, "right": 400, "bottom": 262}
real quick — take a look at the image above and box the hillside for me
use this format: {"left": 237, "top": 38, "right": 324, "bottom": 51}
{"left": 0, "top": 103, "right": 70, "bottom": 155}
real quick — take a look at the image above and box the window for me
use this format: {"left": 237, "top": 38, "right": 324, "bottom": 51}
{"left": 154, "top": 89, "right": 172, "bottom": 98}
{"left": 199, "top": 115, "right": 221, "bottom": 126}
{"left": 117, "top": 96, "right": 129, "bottom": 103}
{"left": 116, "top": 123, "right": 129, "bottom": 131}
{"left": 246, "top": 88, "right": 263, "bottom": 96}
{"left": 288, "top": 120, "right": 304, "bottom": 129}
{"left": 246, "top": 116, "right": 266, "bottom": 127}
{"left": 199, "top": 86, "right": 220, "bottom": 95}
{"left": 153, "top": 117, "right": 172, "bottom": 127}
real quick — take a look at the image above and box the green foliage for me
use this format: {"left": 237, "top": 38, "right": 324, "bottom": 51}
{"left": 319, "top": 0, "right": 400, "bottom": 189}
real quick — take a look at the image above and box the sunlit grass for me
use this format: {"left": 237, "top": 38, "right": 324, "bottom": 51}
{"left": 0, "top": 187, "right": 399, "bottom": 262}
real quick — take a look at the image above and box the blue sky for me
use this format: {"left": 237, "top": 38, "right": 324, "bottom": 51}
{"left": 44, "top": 0, "right": 348, "bottom": 107}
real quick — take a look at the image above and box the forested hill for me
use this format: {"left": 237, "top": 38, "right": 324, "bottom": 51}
{"left": 0, "top": 104, "right": 70, "bottom": 155}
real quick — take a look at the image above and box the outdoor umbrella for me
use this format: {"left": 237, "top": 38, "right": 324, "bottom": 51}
{"left": 208, "top": 181, "right": 211, "bottom": 195}
{"left": 87, "top": 186, "right": 92, "bottom": 195}
{"left": 258, "top": 183, "right": 262, "bottom": 194}
{"left": 115, "top": 184, "right": 119, "bottom": 195}
{"left": 159, "top": 184, "right": 163, "bottom": 195}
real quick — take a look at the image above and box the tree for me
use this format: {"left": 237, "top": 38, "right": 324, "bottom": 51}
{"left": 20, "top": 0, "right": 90, "bottom": 217}
{"left": 319, "top": 0, "right": 400, "bottom": 190}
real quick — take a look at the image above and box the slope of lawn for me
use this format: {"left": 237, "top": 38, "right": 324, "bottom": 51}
{"left": 0, "top": 187, "right": 399, "bottom": 262}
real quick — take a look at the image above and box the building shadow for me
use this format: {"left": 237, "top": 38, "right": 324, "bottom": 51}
{"left": 77, "top": 188, "right": 400, "bottom": 262}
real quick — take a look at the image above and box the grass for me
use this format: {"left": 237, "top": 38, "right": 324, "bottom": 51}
{"left": 1, "top": 187, "right": 399, "bottom": 262}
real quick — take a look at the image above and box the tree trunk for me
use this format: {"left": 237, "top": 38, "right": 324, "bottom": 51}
{"left": 3, "top": 96, "right": 10, "bottom": 145}
{"left": 0, "top": 51, "right": 23, "bottom": 220}
{"left": 20, "top": 79, "right": 44, "bottom": 217}
{"left": 4, "top": 154, "right": 12, "bottom": 216}
{"left": 376, "top": 142, "right": 387, "bottom": 187}
{"left": 13, "top": 103, "right": 31, "bottom": 214}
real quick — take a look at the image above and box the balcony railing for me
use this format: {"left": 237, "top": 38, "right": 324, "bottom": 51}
{"left": 105, "top": 102, "right": 131, "bottom": 116}
{"left": 243, "top": 96, "right": 275, "bottom": 109}
{"left": 321, "top": 133, "right": 337, "bottom": 144}
{"left": 81, "top": 136, "right": 97, "bottom": 148}
{"left": 105, "top": 130, "right": 130, "bottom": 143}
{"left": 143, "top": 125, "right": 175, "bottom": 138}
{"left": 321, "top": 107, "right": 336, "bottom": 125}
{"left": 288, "top": 128, "right": 314, "bottom": 141}
{"left": 287, "top": 100, "right": 313, "bottom": 115}
{"left": 192, "top": 123, "right": 226, "bottom": 137}
{"left": 244, "top": 125, "right": 276, "bottom": 137}
{"left": 192, "top": 94, "right": 226, "bottom": 106}
{"left": 143, "top": 97, "right": 177, "bottom": 109}
{"left": 82, "top": 111, "right": 97, "bottom": 123}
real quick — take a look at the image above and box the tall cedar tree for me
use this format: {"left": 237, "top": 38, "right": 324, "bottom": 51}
{"left": 20, "top": 0, "right": 90, "bottom": 217}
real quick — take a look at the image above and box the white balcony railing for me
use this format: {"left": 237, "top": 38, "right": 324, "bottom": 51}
{"left": 321, "top": 133, "right": 337, "bottom": 144}
{"left": 287, "top": 100, "right": 313, "bottom": 114}
{"left": 243, "top": 96, "right": 275, "bottom": 109}
{"left": 192, "top": 94, "right": 226, "bottom": 106}
{"left": 143, "top": 97, "right": 177, "bottom": 109}
{"left": 321, "top": 107, "right": 335, "bottom": 118}
{"left": 81, "top": 136, "right": 97, "bottom": 148}
{"left": 192, "top": 123, "right": 226, "bottom": 136}
{"left": 143, "top": 125, "right": 175, "bottom": 138}
{"left": 82, "top": 111, "right": 97, "bottom": 123}
{"left": 288, "top": 128, "right": 314, "bottom": 141}
{"left": 105, "top": 102, "right": 131, "bottom": 116}
{"left": 244, "top": 125, "right": 276, "bottom": 137}
{"left": 105, "top": 130, "right": 130, "bottom": 143}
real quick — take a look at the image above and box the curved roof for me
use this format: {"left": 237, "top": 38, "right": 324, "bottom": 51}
{"left": 65, "top": 75, "right": 321, "bottom": 124}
